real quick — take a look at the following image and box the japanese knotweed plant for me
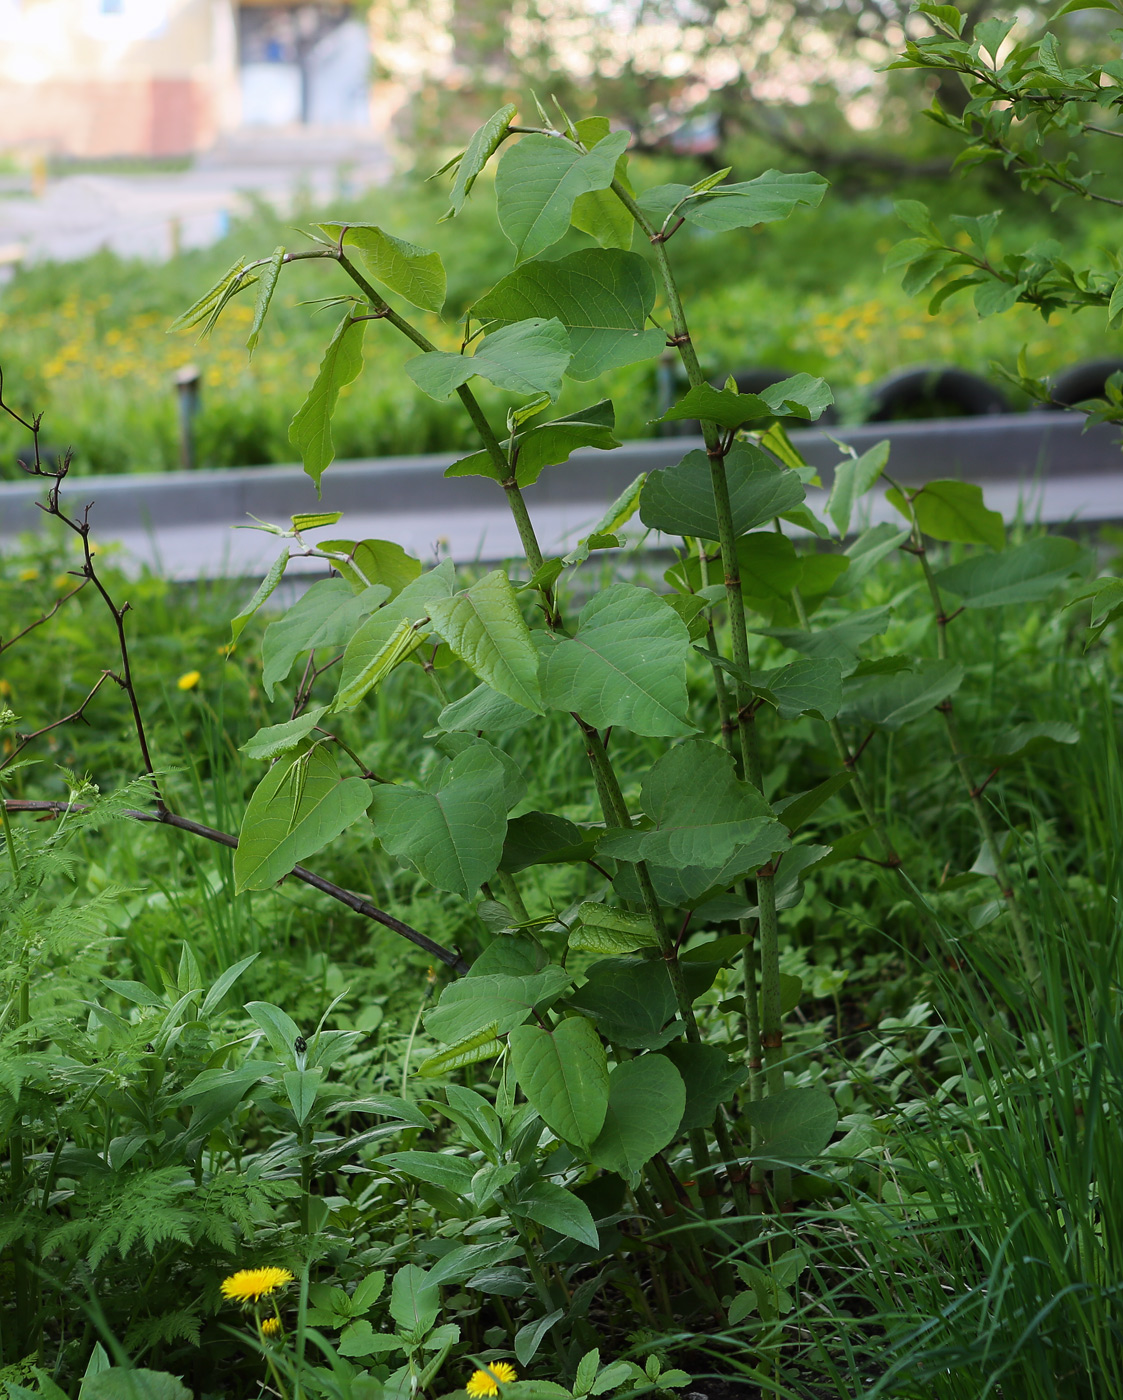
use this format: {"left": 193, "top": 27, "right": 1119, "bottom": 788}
{"left": 4, "top": 100, "right": 1098, "bottom": 1385}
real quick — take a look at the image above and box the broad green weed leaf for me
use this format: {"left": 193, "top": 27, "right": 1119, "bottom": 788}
{"left": 511, "top": 1180, "right": 599, "bottom": 1248}
{"left": 380, "top": 1152, "right": 475, "bottom": 1194}
{"left": 496, "top": 130, "right": 630, "bottom": 260}
{"left": 317, "top": 224, "right": 446, "bottom": 312}
{"left": 568, "top": 957, "right": 678, "bottom": 1049}
{"left": 662, "top": 1042, "right": 749, "bottom": 1132}
{"left": 598, "top": 740, "right": 788, "bottom": 875}
{"left": 406, "top": 318, "right": 571, "bottom": 401}
{"left": 389, "top": 1265, "right": 440, "bottom": 1335}
{"left": 234, "top": 746, "right": 373, "bottom": 891}
{"left": 509, "top": 1015, "right": 609, "bottom": 1149}
{"left": 445, "top": 103, "right": 518, "bottom": 216}
{"left": 568, "top": 901, "right": 658, "bottom": 954}
{"left": 261, "top": 578, "right": 387, "bottom": 700}
{"left": 754, "top": 657, "right": 844, "bottom": 720}
{"left": 589, "top": 1055, "right": 686, "bottom": 1179}
{"left": 755, "top": 605, "right": 891, "bottom": 670}
{"left": 934, "top": 536, "right": 1091, "bottom": 608}
{"left": 289, "top": 314, "right": 366, "bottom": 492}
{"left": 513, "top": 1307, "right": 567, "bottom": 1365}
{"left": 500, "top": 811, "right": 598, "bottom": 871}
{"left": 447, "top": 400, "right": 620, "bottom": 485}
{"left": 656, "top": 382, "right": 776, "bottom": 430}
{"left": 336, "top": 561, "right": 455, "bottom": 703}
{"left": 427, "top": 570, "right": 544, "bottom": 711}
{"left": 241, "top": 706, "right": 328, "bottom": 760}
{"left": 835, "top": 522, "right": 910, "bottom": 593}
{"left": 760, "top": 373, "right": 834, "bottom": 419}
{"left": 473, "top": 248, "right": 664, "bottom": 379}
{"left": 639, "top": 443, "right": 805, "bottom": 540}
{"left": 424, "top": 966, "right": 573, "bottom": 1044}
{"left": 332, "top": 618, "right": 426, "bottom": 712}
{"left": 640, "top": 170, "right": 827, "bottom": 232}
{"left": 826, "top": 440, "right": 890, "bottom": 535}
{"left": 437, "top": 682, "right": 539, "bottom": 734}
{"left": 538, "top": 583, "right": 695, "bottom": 736}
{"left": 570, "top": 117, "right": 634, "bottom": 251}
{"left": 368, "top": 743, "right": 509, "bottom": 898}
{"left": 745, "top": 1086, "right": 838, "bottom": 1168}
{"left": 887, "top": 479, "right": 1005, "bottom": 550}
{"left": 839, "top": 658, "right": 964, "bottom": 730}
{"left": 231, "top": 551, "right": 288, "bottom": 642}
{"left": 987, "top": 720, "right": 1079, "bottom": 765}
{"left": 316, "top": 538, "right": 422, "bottom": 598}
{"left": 82, "top": 1372, "right": 192, "bottom": 1400}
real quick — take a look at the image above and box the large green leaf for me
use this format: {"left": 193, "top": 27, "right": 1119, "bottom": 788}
{"left": 316, "top": 538, "right": 422, "bottom": 598}
{"left": 598, "top": 740, "right": 788, "bottom": 874}
{"left": 660, "top": 375, "right": 831, "bottom": 427}
{"left": 639, "top": 444, "right": 805, "bottom": 540}
{"left": 445, "top": 103, "right": 518, "bottom": 216}
{"left": 427, "top": 570, "right": 544, "bottom": 711}
{"left": 589, "top": 1056, "right": 686, "bottom": 1179}
{"left": 570, "top": 116, "right": 634, "bottom": 251}
{"left": 231, "top": 550, "right": 289, "bottom": 641}
{"left": 510, "top": 1180, "right": 600, "bottom": 1248}
{"left": 318, "top": 224, "right": 446, "bottom": 313}
{"left": 83, "top": 1371, "right": 192, "bottom": 1400}
{"left": 261, "top": 578, "right": 387, "bottom": 700}
{"left": 501, "top": 812, "right": 598, "bottom": 872}
{"left": 755, "top": 605, "right": 891, "bottom": 670}
{"left": 568, "top": 957, "right": 679, "bottom": 1050}
{"left": 390, "top": 1264, "right": 441, "bottom": 1335}
{"left": 933, "top": 536, "right": 1091, "bottom": 609}
{"left": 289, "top": 313, "right": 366, "bottom": 492}
{"left": 537, "top": 583, "right": 695, "bottom": 736}
{"left": 661, "top": 1042, "right": 749, "bottom": 1133}
{"left": 745, "top": 1086, "right": 837, "bottom": 1169}
{"left": 667, "top": 532, "right": 802, "bottom": 605}
{"left": 234, "top": 745, "right": 373, "bottom": 892}
{"left": 887, "top": 479, "right": 1005, "bottom": 550}
{"left": 835, "top": 523, "right": 910, "bottom": 593}
{"left": 447, "top": 401, "right": 620, "bottom": 487}
{"left": 406, "top": 318, "right": 571, "bottom": 401}
{"left": 380, "top": 1151, "right": 476, "bottom": 1195}
{"left": 336, "top": 561, "right": 455, "bottom": 706}
{"left": 839, "top": 658, "right": 964, "bottom": 731}
{"left": 472, "top": 249, "right": 665, "bottom": 380}
{"left": 509, "top": 1016, "right": 609, "bottom": 1150}
{"left": 753, "top": 658, "right": 844, "bottom": 721}
{"left": 241, "top": 706, "right": 327, "bottom": 761}
{"left": 986, "top": 720, "right": 1079, "bottom": 766}
{"left": 368, "top": 743, "right": 509, "bottom": 899}
{"left": 567, "top": 901, "right": 658, "bottom": 954}
{"left": 437, "top": 683, "right": 538, "bottom": 734}
{"left": 826, "top": 440, "right": 890, "bottom": 536}
{"left": 495, "top": 130, "right": 630, "bottom": 261}
{"left": 638, "top": 170, "right": 828, "bottom": 232}
{"left": 424, "top": 966, "right": 573, "bottom": 1044}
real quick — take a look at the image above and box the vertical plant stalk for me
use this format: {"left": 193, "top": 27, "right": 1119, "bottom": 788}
{"left": 893, "top": 482, "right": 1041, "bottom": 987}
{"left": 615, "top": 179, "right": 789, "bottom": 1201}
{"left": 339, "top": 231, "right": 751, "bottom": 1217}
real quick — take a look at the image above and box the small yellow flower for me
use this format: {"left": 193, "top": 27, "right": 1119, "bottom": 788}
{"left": 18, "top": 568, "right": 38, "bottom": 582}
{"left": 220, "top": 1267, "right": 295, "bottom": 1303}
{"left": 0, "top": 680, "right": 10, "bottom": 697}
{"left": 260, "top": 1316, "right": 283, "bottom": 1339}
{"left": 467, "top": 1363, "right": 517, "bottom": 1398}
{"left": 177, "top": 671, "right": 201, "bottom": 691}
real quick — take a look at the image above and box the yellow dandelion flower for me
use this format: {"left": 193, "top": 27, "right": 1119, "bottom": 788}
{"left": 220, "top": 1266, "right": 294, "bottom": 1303}
{"left": 466, "top": 1363, "right": 517, "bottom": 1398}
{"left": 0, "top": 680, "right": 10, "bottom": 696}
{"left": 18, "top": 568, "right": 38, "bottom": 582}
{"left": 177, "top": 671, "right": 201, "bottom": 691}
{"left": 260, "top": 1316, "right": 283, "bottom": 1339}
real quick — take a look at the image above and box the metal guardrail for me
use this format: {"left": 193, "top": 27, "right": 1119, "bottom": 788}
{"left": 1, "top": 411, "right": 1121, "bottom": 578}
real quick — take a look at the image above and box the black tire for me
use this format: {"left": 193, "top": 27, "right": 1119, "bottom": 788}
{"left": 1047, "top": 358, "right": 1123, "bottom": 409}
{"left": 866, "top": 366, "right": 1009, "bottom": 422}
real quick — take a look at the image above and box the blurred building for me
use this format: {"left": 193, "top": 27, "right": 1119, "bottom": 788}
{"left": 0, "top": 1, "right": 376, "bottom": 158}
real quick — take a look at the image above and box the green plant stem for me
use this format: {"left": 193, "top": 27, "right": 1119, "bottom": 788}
{"left": 615, "top": 174, "right": 789, "bottom": 1201}
{"left": 0, "top": 789, "right": 18, "bottom": 884}
{"left": 895, "top": 490, "right": 1041, "bottom": 987}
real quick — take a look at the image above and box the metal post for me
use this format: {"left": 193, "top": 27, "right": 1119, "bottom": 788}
{"left": 174, "top": 364, "right": 201, "bottom": 471}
